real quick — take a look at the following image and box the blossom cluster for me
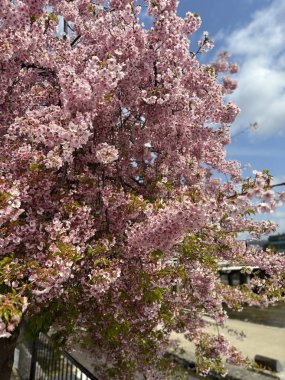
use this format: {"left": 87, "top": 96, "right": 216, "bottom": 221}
{"left": 0, "top": 1, "right": 285, "bottom": 378}
{"left": 96, "top": 143, "right": 119, "bottom": 164}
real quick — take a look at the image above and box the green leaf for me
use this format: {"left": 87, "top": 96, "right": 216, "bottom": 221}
{"left": 150, "top": 249, "right": 163, "bottom": 261}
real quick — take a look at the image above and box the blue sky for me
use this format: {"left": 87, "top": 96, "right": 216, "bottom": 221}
{"left": 142, "top": 0, "right": 285, "bottom": 233}
{"left": 184, "top": 0, "right": 285, "bottom": 233}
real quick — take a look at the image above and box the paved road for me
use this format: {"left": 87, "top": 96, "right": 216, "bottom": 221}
{"left": 170, "top": 316, "right": 285, "bottom": 379}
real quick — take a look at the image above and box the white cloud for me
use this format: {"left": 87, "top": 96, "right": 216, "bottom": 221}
{"left": 223, "top": 0, "right": 285, "bottom": 135}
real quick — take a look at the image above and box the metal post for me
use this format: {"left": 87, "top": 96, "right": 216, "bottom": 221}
{"left": 29, "top": 339, "right": 38, "bottom": 380}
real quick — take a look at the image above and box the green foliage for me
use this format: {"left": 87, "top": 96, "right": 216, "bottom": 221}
{"left": 244, "top": 208, "right": 255, "bottom": 216}
{"left": 0, "top": 291, "right": 26, "bottom": 328}
{"left": 150, "top": 249, "right": 164, "bottom": 261}
{"left": 62, "top": 201, "right": 81, "bottom": 214}
{"left": 159, "top": 301, "right": 175, "bottom": 327}
{"left": 24, "top": 289, "right": 80, "bottom": 343}
{"left": 47, "top": 12, "right": 58, "bottom": 22}
{"left": 128, "top": 193, "right": 149, "bottom": 211}
{"left": 178, "top": 234, "right": 219, "bottom": 271}
{"left": 143, "top": 286, "right": 165, "bottom": 304}
{"left": 103, "top": 319, "right": 130, "bottom": 342}
{"left": 86, "top": 242, "right": 109, "bottom": 258}
{"left": 29, "top": 163, "right": 42, "bottom": 172}
{"left": 56, "top": 241, "right": 82, "bottom": 263}
{"left": 24, "top": 305, "right": 57, "bottom": 339}
{"left": 195, "top": 336, "right": 226, "bottom": 377}
{"left": 0, "top": 191, "right": 11, "bottom": 208}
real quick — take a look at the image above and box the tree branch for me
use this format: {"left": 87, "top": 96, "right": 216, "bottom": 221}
{"left": 271, "top": 182, "right": 285, "bottom": 189}
{"left": 227, "top": 181, "right": 285, "bottom": 199}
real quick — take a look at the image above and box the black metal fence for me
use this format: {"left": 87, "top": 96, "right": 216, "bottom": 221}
{"left": 15, "top": 332, "right": 99, "bottom": 380}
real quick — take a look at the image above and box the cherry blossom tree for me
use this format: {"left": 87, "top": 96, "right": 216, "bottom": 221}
{"left": 1, "top": 1, "right": 285, "bottom": 379}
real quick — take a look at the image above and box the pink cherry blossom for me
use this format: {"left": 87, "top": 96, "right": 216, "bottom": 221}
{"left": 0, "top": 1, "right": 285, "bottom": 378}
{"left": 96, "top": 143, "right": 119, "bottom": 164}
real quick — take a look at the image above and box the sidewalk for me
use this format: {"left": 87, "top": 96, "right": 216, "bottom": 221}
{"left": 170, "top": 317, "right": 285, "bottom": 379}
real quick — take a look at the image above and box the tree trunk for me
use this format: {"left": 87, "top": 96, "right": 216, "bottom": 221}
{"left": 0, "top": 327, "right": 20, "bottom": 380}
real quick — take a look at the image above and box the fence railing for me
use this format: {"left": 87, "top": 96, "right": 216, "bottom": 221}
{"left": 15, "top": 332, "right": 99, "bottom": 380}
